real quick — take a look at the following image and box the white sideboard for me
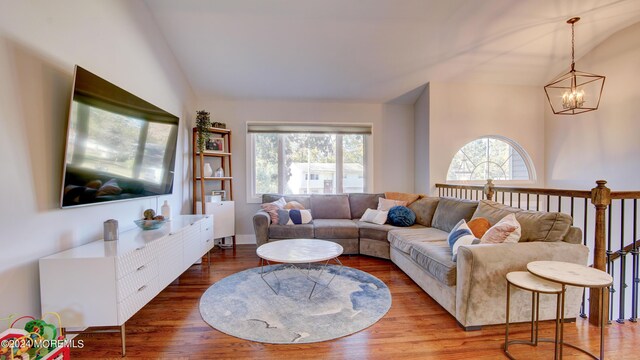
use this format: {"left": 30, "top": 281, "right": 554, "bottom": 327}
{"left": 39, "top": 215, "right": 213, "bottom": 354}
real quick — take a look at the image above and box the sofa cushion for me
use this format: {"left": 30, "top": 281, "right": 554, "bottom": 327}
{"left": 358, "top": 221, "right": 424, "bottom": 241}
{"left": 268, "top": 223, "right": 314, "bottom": 239}
{"left": 310, "top": 194, "right": 351, "bottom": 219}
{"left": 472, "top": 200, "right": 572, "bottom": 242}
{"left": 431, "top": 197, "right": 479, "bottom": 233}
{"left": 388, "top": 227, "right": 449, "bottom": 254}
{"left": 313, "top": 219, "right": 359, "bottom": 239}
{"left": 349, "top": 193, "right": 385, "bottom": 219}
{"left": 408, "top": 197, "right": 440, "bottom": 227}
{"left": 410, "top": 241, "right": 457, "bottom": 286}
{"left": 262, "top": 194, "right": 311, "bottom": 209}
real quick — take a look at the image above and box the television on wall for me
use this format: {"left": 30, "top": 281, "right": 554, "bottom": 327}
{"left": 60, "top": 65, "right": 179, "bottom": 208}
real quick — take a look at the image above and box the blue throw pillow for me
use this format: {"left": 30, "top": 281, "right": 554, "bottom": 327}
{"left": 448, "top": 219, "right": 480, "bottom": 261}
{"left": 387, "top": 206, "right": 416, "bottom": 227}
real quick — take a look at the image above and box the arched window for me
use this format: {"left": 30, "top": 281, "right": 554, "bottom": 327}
{"left": 446, "top": 136, "right": 535, "bottom": 181}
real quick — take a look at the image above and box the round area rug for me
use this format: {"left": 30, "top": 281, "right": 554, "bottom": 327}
{"left": 200, "top": 264, "right": 391, "bottom": 344}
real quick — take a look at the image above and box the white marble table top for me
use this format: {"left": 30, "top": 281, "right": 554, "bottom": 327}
{"left": 256, "top": 239, "right": 343, "bottom": 263}
{"left": 506, "top": 271, "right": 563, "bottom": 293}
{"left": 527, "top": 261, "right": 613, "bottom": 288}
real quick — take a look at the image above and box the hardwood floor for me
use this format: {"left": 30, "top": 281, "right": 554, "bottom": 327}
{"left": 72, "top": 245, "right": 639, "bottom": 359}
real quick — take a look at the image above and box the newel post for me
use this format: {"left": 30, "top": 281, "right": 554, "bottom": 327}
{"left": 589, "top": 180, "right": 611, "bottom": 326}
{"left": 483, "top": 179, "right": 495, "bottom": 201}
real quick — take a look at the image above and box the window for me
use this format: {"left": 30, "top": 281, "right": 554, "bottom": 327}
{"left": 446, "top": 136, "right": 534, "bottom": 181}
{"left": 249, "top": 123, "right": 371, "bottom": 200}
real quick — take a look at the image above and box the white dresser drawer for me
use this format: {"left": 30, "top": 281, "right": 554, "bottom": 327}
{"left": 116, "top": 259, "right": 158, "bottom": 302}
{"left": 118, "top": 276, "right": 159, "bottom": 324}
{"left": 116, "top": 244, "right": 155, "bottom": 279}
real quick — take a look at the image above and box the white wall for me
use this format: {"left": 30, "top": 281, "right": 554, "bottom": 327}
{"left": 545, "top": 22, "right": 640, "bottom": 191}
{"left": 426, "top": 82, "right": 546, "bottom": 193}
{"left": 0, "top": 0, "right": 194, "bottom": 327}
{"left": 194, "top": 98, "right": 415, "bottom": 241}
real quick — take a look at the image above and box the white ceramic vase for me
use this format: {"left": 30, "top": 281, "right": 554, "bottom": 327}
{"left": 203, "top": 163, "right": 213, "bottom": 177}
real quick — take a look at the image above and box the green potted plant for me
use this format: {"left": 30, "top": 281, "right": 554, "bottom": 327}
{"left": 195, "top": 110, "right": 211, "bottom": 153}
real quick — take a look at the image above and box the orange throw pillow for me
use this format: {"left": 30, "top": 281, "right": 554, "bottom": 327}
{"left": 384, "top": 192, "right": 421, "bottom": 206}
{"left": 467, "top": 217, "right": 491, "bottom": 238}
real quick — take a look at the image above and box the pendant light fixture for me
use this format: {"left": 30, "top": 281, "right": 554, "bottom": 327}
{"left": 544, "top": 17, "right": 605, "bottom": 115}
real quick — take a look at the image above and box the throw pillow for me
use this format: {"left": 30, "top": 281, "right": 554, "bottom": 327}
{"left": 96, "top": 179, "right": 122, "bottom": 196}
{"left": 360, "top": 208, "right": 389, "bottom": 225}
{"left": 384, "top": 192, "right": 421, "bottom": 206}
{"left": 261, "top": 197, "right": 287, "bottom": 224}
{"left": 387, "top": 206, "right": 416, "bottom": 227}
{"left": 378, "top": 197, "right": 408, "bottom": 211}
{"left": 467, "top": 217, "right": 491, "bottom": 238}
{"left": 447, "top": 219, "right": 480, "bottom": 261}
{"left": 284, "top": 201, "right": 305, "bottom": 210}
{"left": 277, "top": 209, "right": 313, "bottom": 225}
{"left": 480, "top": 213, "right": 522, "bottom": 244}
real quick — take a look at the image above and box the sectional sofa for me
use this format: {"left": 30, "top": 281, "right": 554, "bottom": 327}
{"left": 253, "top": 193, "right": 589, "bottom": 329}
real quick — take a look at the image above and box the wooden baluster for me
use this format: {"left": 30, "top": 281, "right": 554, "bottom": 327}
{"left": 618, "top": 199, "right": 627, "bottom": 324}
{"left": 590, "top": 180, "right": 611, "bottom": 326}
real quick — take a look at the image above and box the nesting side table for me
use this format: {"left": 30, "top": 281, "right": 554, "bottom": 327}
{"left": 504, "top": 271, "right": 564, "bottom": 359}
{"left": 527, "top": 261, "right": 613, "bottom": 359}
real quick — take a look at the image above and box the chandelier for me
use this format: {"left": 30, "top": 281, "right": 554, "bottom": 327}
{"left": 544, "top": 17, "right": 605, "bottom": 115}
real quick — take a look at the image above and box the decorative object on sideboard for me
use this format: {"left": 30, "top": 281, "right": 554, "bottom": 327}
{"left": 214, "top": 167, "right": 224, "bottom": 178}
{"left": 195, "top": 110, "right": 211, "bottom": 152}
{"left": 212, "top": 190, "right": 226, "bottom": 201}
{"left": 135, "top": 209, "right": 167, "bottom": 230}
{"left": 161, "top": 200, "right": 171, "bottom": 220}
{"left": 544, "top": 17, "right": 605, "bottom": 115}
{"left": 103, "top": 219, "right": 119, "bottom": 241}
{"left": 203, "top": 163, "right": 213, "bottom": 177}
{"left": 212, "top": 121, "right": 226, "bottom": 129}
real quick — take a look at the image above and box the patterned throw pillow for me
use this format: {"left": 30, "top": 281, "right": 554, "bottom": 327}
{"left": 261, "top": 197, "right": 287, "bottom": 224}
{"left": 468, "top": 217, "right": 491, "bottom": 238}
{"left": 448, "top": 219, "right": 480, "bottom": 261}
{"left": 377, "top": 197, "right": 408, "bottom": 211}
{"left": 284, "top": 201, "right": 305, "bottom": 210}
{"left": 360, "top": 208, "right": 389, "bottom": 225}
{"left": 387, "top": 206, "right": 416, "bottom": 227}
{"left": 277, "top": 209, "right": 313, "bottom": 225}
{"left": 480, "top": 213, "right": 522, "bottom": 244}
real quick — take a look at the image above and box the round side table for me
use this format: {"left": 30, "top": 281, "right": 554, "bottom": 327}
{"left": 527, "top": 261, "right": 613, "bottom": 359}
{"left": 504, "top": 271, "right": 563, "bottom": 360}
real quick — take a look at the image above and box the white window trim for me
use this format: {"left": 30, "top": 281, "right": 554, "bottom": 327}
{"left": 246, "top": 125, "right": 373, "bottom": 203}
{"left": 445, "top": 134, "right": 537, "bottom": 185}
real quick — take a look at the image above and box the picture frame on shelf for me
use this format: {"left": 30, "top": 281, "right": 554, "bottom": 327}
{"left": 204, "top": 137, "right": 225, "bottom": 153}
{"left": 212, "top": 190, "right": 226, "bottom": 201}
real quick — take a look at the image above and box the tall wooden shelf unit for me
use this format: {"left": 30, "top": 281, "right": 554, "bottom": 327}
{"left": 192, "top": 127, "right": 235, "bottom": 247}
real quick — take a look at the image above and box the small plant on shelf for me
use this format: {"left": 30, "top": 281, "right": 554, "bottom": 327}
{"left": 195, "top": 110, "right": 212, "bottom": 153}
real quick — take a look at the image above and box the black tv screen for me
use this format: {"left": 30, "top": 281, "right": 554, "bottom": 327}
{"left": 60, "top": 66, "right": 179, "bottom": 208}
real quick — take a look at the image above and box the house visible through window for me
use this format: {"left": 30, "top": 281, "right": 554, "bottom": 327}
{"left": 248, "top": 123, "right": 371, "bottom": 198}
{"left": 446, "top": 136, "right": 534, "bottom": 181}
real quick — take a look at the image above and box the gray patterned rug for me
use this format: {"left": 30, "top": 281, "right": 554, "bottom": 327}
{"left": 199, "top": 264, "right": 392, "bottom": 344}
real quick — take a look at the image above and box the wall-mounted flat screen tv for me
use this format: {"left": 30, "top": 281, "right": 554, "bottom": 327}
{"left": 60, "top": 66, "right": 179, "bottom": 208}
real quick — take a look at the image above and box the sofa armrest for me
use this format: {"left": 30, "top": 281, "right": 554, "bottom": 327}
{"left": 253, "top": 210, "right": 271, "bottom": 247}
{"left": 455, "top": 241, "right": 589, "bottom": 327}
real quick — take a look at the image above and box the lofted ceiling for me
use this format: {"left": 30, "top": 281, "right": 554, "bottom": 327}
{"left": 145, "top": 0, "right": 640, "bottom": 103}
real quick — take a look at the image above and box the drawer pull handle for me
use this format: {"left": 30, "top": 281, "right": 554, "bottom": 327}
{"left": 138, "top": 285, "right": 147, "bottom": 292}
{"left": 135, "top": 246, "right": 145, "bottom": 251}
{"left": 137, "top": 265, "right": 146, "bottom": 271}
{"left": 206, "top": 239, "right": 212, "bottom": 243}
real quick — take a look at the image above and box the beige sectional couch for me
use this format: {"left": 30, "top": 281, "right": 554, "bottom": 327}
{"left": 253, "top": 194, "right": 589, "bottom": 330}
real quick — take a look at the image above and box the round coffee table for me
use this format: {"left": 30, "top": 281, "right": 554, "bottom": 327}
{"left": 256, "top": 239, "right": 344, "bottom": 299}
{"left": 527, "top": 261, "right": 613, "bottom": 359}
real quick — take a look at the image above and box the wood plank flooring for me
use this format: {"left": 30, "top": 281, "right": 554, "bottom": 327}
{"left": 71, "top": 245, "right": 639, "bottom": 359}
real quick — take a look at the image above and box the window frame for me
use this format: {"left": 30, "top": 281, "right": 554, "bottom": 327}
{"left": 445, "top": 135, "right": 537, "bottom": 186}
{"left": 247, "top": 125, "right": 373, "bottom": 203}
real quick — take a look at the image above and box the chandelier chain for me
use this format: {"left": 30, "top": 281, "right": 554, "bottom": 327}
{"left": 571, "top": 21, "right": 575, "bottom": 70}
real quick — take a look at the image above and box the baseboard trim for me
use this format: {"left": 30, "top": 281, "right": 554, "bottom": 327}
{"left": 235, "top": 234, "right": 256, "bottom": 244}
